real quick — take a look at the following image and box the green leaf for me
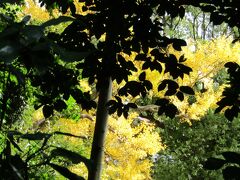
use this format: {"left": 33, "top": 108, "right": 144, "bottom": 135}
{"left": 41, "top": 16, "right": 75, "bottom": 29}
{"left": 49, "top": 163, "right": 85, "bottom": 180}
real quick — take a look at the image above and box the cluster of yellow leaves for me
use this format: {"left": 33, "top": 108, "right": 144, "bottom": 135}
{"left": 120, "top": 37, "right": 240, "bottom": 124}
{"left": 22, "top": 0, "right": 93, "bottom": 22}
{"left": 53, "top": 112, "right": 164, "bottom": 180}
{"left": 23, "top": 0, "right": 51, "bottom": 21}
{"left": 182, "top": 37, "right": 240, "bottom": 85}
{"left": 168, "top": 37, "right": 240, "bottom": 123}
{"left": 104, "top": 113, "right": 164, "bottom": 179}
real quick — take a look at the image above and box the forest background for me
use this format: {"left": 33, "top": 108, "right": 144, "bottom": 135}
{"left": 0, "top": 0, "right": 240, "bottom": 179}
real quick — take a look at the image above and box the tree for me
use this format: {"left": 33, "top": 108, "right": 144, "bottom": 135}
{"left": 1, "top": 0, "right": 240, "bottom": 179}
{"left": 51, "top": 112, "right": 163, "bottom": 179}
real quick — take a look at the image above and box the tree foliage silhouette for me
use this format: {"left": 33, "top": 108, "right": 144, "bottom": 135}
{"left": 0, "top": 0, "right": 240, "bottom": 179}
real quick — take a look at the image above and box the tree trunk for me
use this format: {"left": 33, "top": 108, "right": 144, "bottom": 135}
{"left": 211, "top": 22, "right": 215, "bottom": 39}
{"left": 201, "top": 12, "right": 206, "bottom": 40}
{"left": 192, "top": 17, "right": 196, "bottom": 41}
{"left": 88, "top": 77, "right": 112, "bottom": 180}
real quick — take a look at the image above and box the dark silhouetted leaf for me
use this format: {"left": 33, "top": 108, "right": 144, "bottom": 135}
{"left": 176, "top": 91, "right": 184, "bottom": 101}
{"left": 128, "top": 103, "right": 137, "bottom": 109}
{"left": 41, "top": 16, "right": 75, "bottom": 29}
{"left": 204, "top": 157, "right": 226, "bottom": 170}
{"left": 165, "top": 88, "right": 177, "bottom": 96}
{"left": 224, "top": 62, "right": 239, "bottom": 70}
{"left": 51, "top": 148, "right": 90, "bottom": 167}
{"left": 139, "top": 72, "right": 146, "bottom": 81}
{"left": 117, "top": 107, "right": 123, "bottom": 117}
{"left": 201, "top": 5, "right": 216, "bottom": 12}
{"left": 42, "top": 105, "right": 53, "bottom": 118}
{"left": 0, "top": 41, "right": 21, "bottom": 63}
{"left": 115, "top": 96, "right": 122, "bottom": 103}
{"left": 165, "top": 103, "right": 178, "bottom": 119}
{"left": 142, "top": 61, "right": 149, "bottom": 70}
{"left": 179, "top": 6, "right": 185, "bottom": 18}
{"left": 135, "top": 53, "right": 146, "bottom": 61}
{"left": 158, "top": 81, "right": 167, "bottom": 91}
{"left": 210, "top": 13, "right": 225, "bottom": 25}
{"left": 123, "top": 110, "right": 128, "bottom": 119}
{"left": 225, "top": 108, "right": 236, "bottom": 121}
{"left": 108, "top": 104, "right": 118, "bottom": 114}
{"left": 53, "top": 45, "right": 92, "bottom": 62}
{"left": 222, "top": 151, "right": 240, "bottom": 165}
{"left": 179, "top": 55, "right": 187, "bottom": 63}
{"left": 54, "top": 131, "right": 87, "bottom": 139}
{"left": 54, "top": 100, "right": 67, "bottom": 112}
{"left": 180, "top": 86, "right": 195, "bottom": 95}
{"left": 8, "top": 138, "right": 22, "bottom": 152}
{"left": 215, "top": 106, "right": 224, "bottom": 114}
{"left": 232, "top": 38, "right": 240, "bottom": 44}
{"left": 49, "top": 163, "right": 84, "bottom": 180}
{"left": 143, "top": 80, "right": 153, "bottom": 91}
{"left": 155, "top": 98, "right": 169, "bottom": 106}
{"left": 172, "top": 39, "right": 187, "bottom": 51}
{"left": 106, "top": 100, "right": 117, "bottom": 107}
{"left": 21, "top": 132, "right": 51, "bottom": 140}
{"left": 124, "top": 81, "right": 142, "bottom": 97}
{"left": 223, "top": 166, "right": 240, "bottom": 180}
{"left": 21, "top": 25, "right": 44, "bottom": 44}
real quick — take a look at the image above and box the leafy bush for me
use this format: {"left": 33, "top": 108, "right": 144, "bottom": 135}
{"left": 152, "top": 110, "right": 240, "bottom": 179}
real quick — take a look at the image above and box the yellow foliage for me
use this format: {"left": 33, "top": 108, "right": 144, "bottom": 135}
{"left": 80, "top": 79, "right": 92, "bottom": 93}
{"left": 166, "top": 37, "right": 240, "bottom": 123}
{"left": 23, "top": 0, "right": 50, "bottom": 21}
{"left": 56, "top": 118, "right": 94, "bottom": 143}
{"left": 54, "top": 112, "right": 164, "bottom": 179}
{"left": 117, "top": 37, "right": 240, "bottom": 124}
{"left": 104, "top": 113, "right": 164, "bottom": 179}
